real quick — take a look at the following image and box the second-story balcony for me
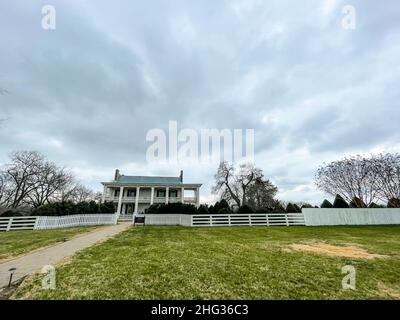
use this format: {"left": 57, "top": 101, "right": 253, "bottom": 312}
{"left": 103, "top": 195, "right": 196, "bottom": 204}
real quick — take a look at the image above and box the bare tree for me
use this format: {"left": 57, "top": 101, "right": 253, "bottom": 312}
{"left": 371, "top": 153, "right": 400, "bottom": 205}
{"left": 213, "top": 161, "right": 265, "bottom": 206}
{"left": 26, "top": 163, "right": 74, "bottom": 208}
{"left": 61, "top": 183, "right": 95, "bottom": 203}
{"left": 4, "top": 151, "right": 46, "bottom": 208}
{"left": 315, "top": 155, "right": 380, "bottom": 207}
{"left": 212, "top": 162, "right": 240, "bottom": 206}
{"left": 0, "top": 171, "right": 12, "bottom": 207}
{"left": 0, "top": 150, "right": 97, "bottom": 209}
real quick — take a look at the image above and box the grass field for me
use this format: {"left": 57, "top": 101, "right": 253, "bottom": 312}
{"left": 12, "top": 225, "right": 400, "bottom": 300}
{"left": 0, "top": 226, "right": 99, "bottom": 262}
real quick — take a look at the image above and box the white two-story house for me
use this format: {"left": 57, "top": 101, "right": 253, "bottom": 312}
{"left": 101, "top": 170, "right": 202, "bottom": 214}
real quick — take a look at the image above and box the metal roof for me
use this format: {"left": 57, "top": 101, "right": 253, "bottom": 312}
{"left": 115, "top": 175, "right": 182, "bottom": 184}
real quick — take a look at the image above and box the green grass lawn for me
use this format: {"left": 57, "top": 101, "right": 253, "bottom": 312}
{"left": 12, "top": 225, "right": 400, "bottom": 300}
{"left": 0, "top": 226, "right": 100, "bottom": 262}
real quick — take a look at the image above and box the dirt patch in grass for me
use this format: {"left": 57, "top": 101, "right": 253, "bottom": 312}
{"left": 377, "top": 283, "right": 400, "bottom": 299}
{"left": 287, "top": 243, "right": 387, "bottom": 259}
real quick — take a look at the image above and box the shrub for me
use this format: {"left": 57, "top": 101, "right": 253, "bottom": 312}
{"left": 333, "top": 194, "right": 349, "bottom": 208}
{"left": 349, "top": 197, "right": 367, "bottom": 208}
{"left": 144, "top": 202, "right": 198, "bottom": 214}
{"left": 238, "top": 205, "right": 254, "bottom": 213}
{"left": 99, "top": 201, "right": 115, "bottom": 213}
{"left": 217, "top": 207, "right": 232, "bottom": 215}
{"left": 286, "top": 203, "right": 298, "bottom": 213}
{"left": 321, "top": 199, "right": 333, "bottom": 208}
{"left": 212, "top": 200, "right": 232, "bottom": 214}
{"left": 31, "top": 201, "right": 113, "bottom": 216}
{"left": 387, "top": 198, "right": 400, "bottom": 208}
{"left": 272, "top": 203, "right": 286, "bottom": 213}
{"left": 197, "top": 204, "right": 209, "bottom": 214}
{"left": 219, "top": 199, "right": 230, "bottom": 210}
{"left": 0, "top": 210, "right": 23, "bottom": 217}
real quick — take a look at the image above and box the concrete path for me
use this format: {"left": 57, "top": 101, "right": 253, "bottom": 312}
{"left": 0, "top": 223, "right": 131, "bottom": 288}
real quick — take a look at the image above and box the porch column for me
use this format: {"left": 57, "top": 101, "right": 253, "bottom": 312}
{"left": 117, "top": 186, "right": 124, "bottom": 214}
{"left": 134, "top": 186, "right": 140, "bottom": 214}
{"left": 181, "top": 187, "right": 184, "bottom": 204}
{"left": 195, "top": 187, "right": 200, "bottom": 208}
{"left": 150, "top": 186, "right": 155, "bottom": 205}
{"left": 101, "top": 185, "right": 107, "bottom": 203}
{"left": 165, "top": 186, "right": 169, "bottom": 204}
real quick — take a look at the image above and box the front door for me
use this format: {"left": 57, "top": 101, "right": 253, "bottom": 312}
{"left": 125, "top": 203, "right": 134, "bottom": 214}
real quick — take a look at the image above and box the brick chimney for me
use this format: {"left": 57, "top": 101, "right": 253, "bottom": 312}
{"left": 114, "top": 169, "right": 120, "bottom": 181}
{"left": 179, "top": 170, "right": 183, "bottom": 182}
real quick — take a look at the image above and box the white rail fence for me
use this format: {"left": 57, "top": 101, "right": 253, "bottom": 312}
{"left": 139, "top": 213, "right": 305, "bottom": 227}
{"left": 0, "top": 214, "right": 118, "bottom": 232}
{"left": 190, "top": 213, "right": 305, "bottom": 227}
{"left": 0, "top": 216, "right": 38, "bottom": 231}
{"left": 3, "top": 209, "right": 399, "bottom": 231}
{"left": 36, "top": 214, "right": 118, "bottom": 230}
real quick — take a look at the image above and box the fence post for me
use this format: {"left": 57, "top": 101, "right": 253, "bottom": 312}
{"left": 228, "top": 215, "right": 231, "bottom": 226}
{"left": 33, "top": 216, "right": 39, "bottom": 230}
{"left": 285, "top": 214, "right": 289, "bottom": 226}
{"left": 266, "top": 214, "right": 269, "bottom": 226}
{"left": 6, "top": 217, "right": 13, "bottom": 231}
{"left": 249, "top": 214, "right": 252, "bottom": 226}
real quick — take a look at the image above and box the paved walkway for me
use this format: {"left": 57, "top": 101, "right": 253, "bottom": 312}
{"left": 0, "top": 223, "right": 131, "bottom": 288}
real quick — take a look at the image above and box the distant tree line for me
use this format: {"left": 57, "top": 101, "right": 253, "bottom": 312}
{"left": 0, "top": 151, "right": 102, "bottom": 216}
{"left": 315, "top": 153, "right": 400, "bottom": 208}
{"left": 144, "top": 199, "right": 314, "bottom": 215}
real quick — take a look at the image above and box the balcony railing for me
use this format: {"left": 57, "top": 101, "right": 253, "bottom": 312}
{"left": 104, "top": 195, "right": 196, "bottom": 203}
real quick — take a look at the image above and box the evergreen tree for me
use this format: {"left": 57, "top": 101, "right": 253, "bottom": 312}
{"left": 333, "top": 194, "right": 349, "bottom": 208}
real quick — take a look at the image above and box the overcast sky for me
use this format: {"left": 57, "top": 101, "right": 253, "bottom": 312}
{"left": 1, "top": 0, "right": 400, "bottom": 205}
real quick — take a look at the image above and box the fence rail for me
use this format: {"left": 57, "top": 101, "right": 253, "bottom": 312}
{"left": 0, "top": 214, "right": 118, "bottom": 232}
{"left": 135, "top": 213, "right": 305, "bottom": 227}
{"left": 0, "top": 216, "right": 38, "bottom": 231}
{"left": 190, "top": 213, "right": 305, "bottom": 227}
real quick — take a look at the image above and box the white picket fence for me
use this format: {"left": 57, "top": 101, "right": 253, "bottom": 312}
{"left": 0, "top": 214, "right": 118, "bottom": 232}
{"left": 138, "top": 213, "right": 305, "bottom": 227}
{"left": 35, "top": 214, "right": 118, "bottom": 230}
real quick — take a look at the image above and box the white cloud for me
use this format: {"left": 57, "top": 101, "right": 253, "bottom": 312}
{"left": 1, "top": 0, "right": 399, "bottom": 205}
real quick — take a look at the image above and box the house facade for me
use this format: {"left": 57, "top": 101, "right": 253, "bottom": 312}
{"left": 101, "top": 170, "right": 201, "bottom": 214}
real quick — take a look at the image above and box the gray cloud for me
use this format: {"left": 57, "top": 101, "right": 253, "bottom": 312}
{"left": 1, "top": 0, "right": 400, "bottom": 205}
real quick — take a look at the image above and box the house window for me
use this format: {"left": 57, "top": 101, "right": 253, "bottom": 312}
{"left": 127, "top": 189, "right": 136, "bottom": 197}
{"left": 157, "top": 190, "right": 166, "bottom": 197}
{"left": 169, "top": 190, "right": 178, "bottom": 198}
{"left": 114, "top": 189, "right": 120, "bottom": 197}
